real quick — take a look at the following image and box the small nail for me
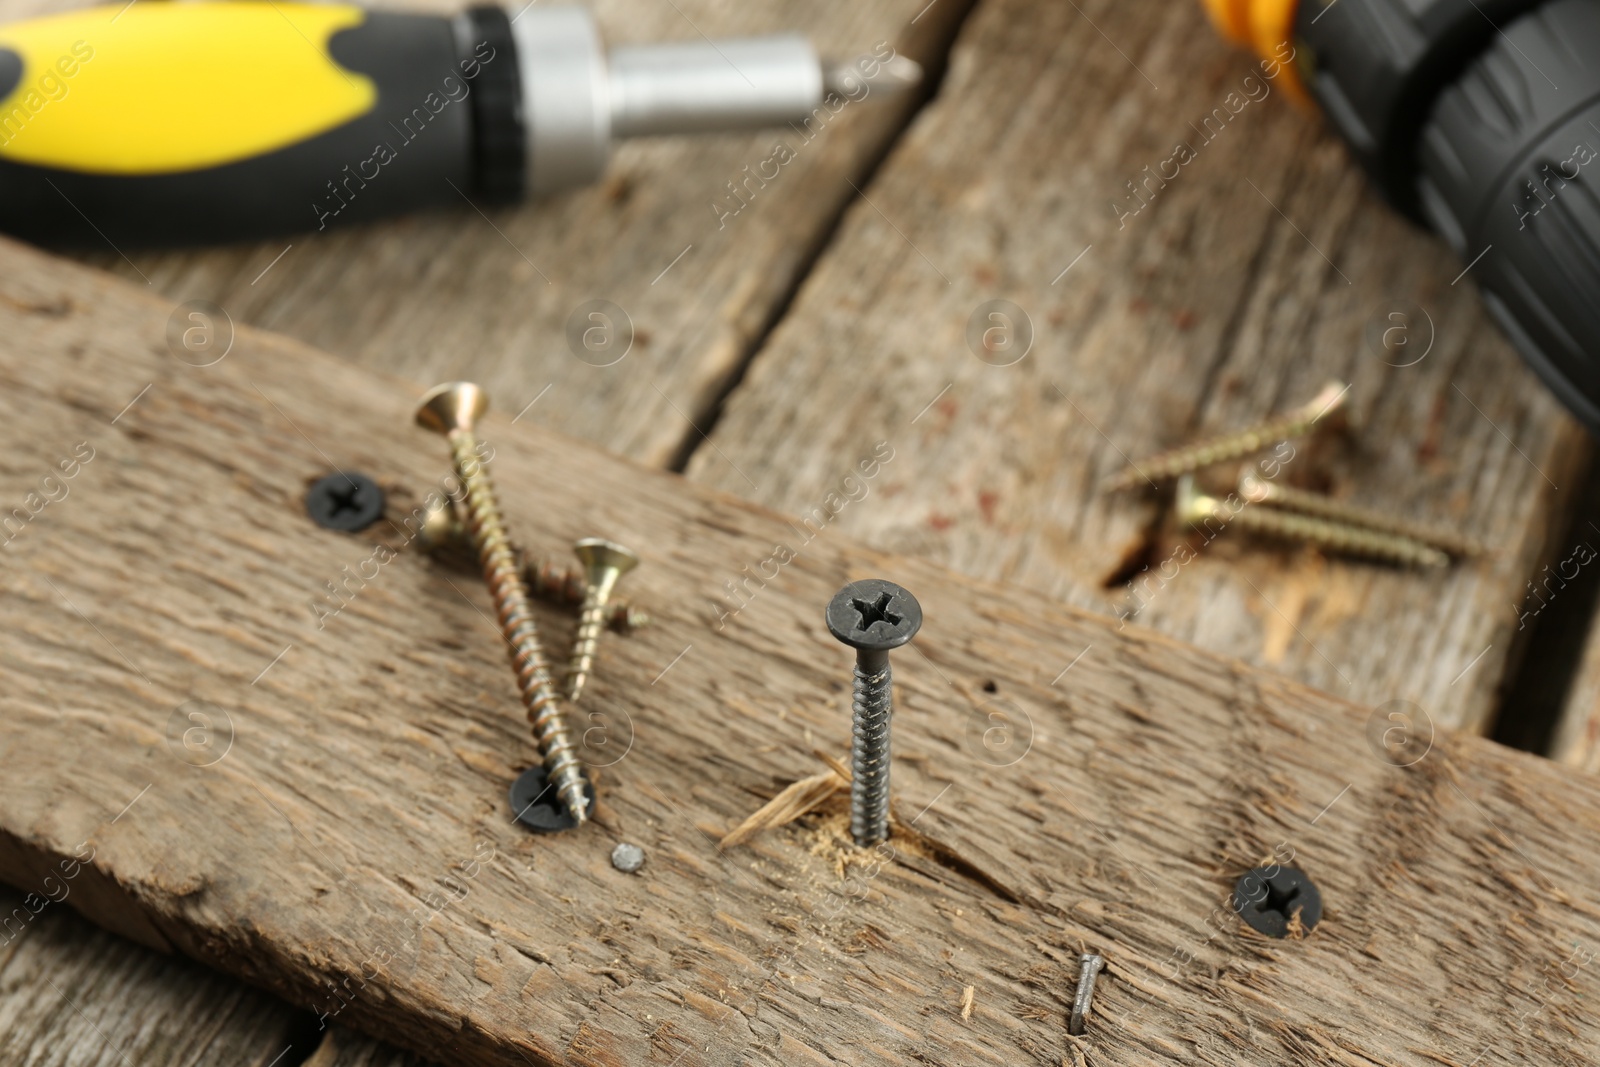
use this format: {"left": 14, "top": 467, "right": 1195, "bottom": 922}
{"left": 1069, "top": 952, "right": 1104, "bottom": 1036}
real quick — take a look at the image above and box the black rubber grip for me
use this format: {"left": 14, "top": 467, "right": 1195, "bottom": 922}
{"left": 461, "top": 5, "right": 524, "bottom": 204}
{"left": 1417, "top": 0, "right": 1600, "bottom": 432}
{"left": 1294, "top": 0, "right": 1539, "bottom": 216}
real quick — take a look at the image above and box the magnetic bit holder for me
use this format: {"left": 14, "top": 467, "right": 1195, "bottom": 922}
{"left": 513, "top": 7, "right": 923, "bottom": 194}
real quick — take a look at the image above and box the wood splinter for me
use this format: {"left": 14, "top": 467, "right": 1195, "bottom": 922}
{"left": 719, "top": 753, "right": 850, "bottom": 850}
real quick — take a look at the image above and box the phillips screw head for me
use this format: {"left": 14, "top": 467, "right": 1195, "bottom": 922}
{"left": 826, "top": 579, "right": 923, "bottom": 652}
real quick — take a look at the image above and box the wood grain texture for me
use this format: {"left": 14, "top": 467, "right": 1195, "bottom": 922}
{"left": 684, "top": 0, "right": 1589, "bottom": 734}
{"left": 0, "top": 881, "right": 434, "bottom": 1067}
{"left": 0, "top": 0, "right": 972, "bottom": 469}
{"left": 309, "top": 1029, "right": 434, "bottom": 1067}
{"left": 0, "top": 885, "right": 311, "bottom": 1067}
{"left": 1, "top": 240, "right": 1599, "bottom": 1066}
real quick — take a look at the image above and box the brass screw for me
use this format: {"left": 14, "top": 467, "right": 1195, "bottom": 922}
{"left": 414, "top": 382, "right": 592, "bottom": 824}
{"left": 414, "top": 497, "right": 649, "bottom": 631}
{"left": 413, "top": 495, "right": 463, "bottom": 554}
{"left": 1176, "top": 475, "right": 1449, "bottom": 568}
{"left": 564, "top": 538, "right": 641, "bottom": 706}
{"left": 1238, "top": 471, "right": 1484, "bottom": 559}
{"left": 1105, "top": 380, "right": 1350, "bottom": 491}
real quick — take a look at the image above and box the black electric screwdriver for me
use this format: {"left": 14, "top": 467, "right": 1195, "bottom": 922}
{"left": 1207, "top": 0, "right": 1600, "bottom": 434}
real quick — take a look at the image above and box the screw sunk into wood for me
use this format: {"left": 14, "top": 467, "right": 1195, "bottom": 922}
{"left": 1238, "top": 470, "right": 1484, "bottom": 559}
{"left": 1233, "top": 866, "right": 1322, "bottom": 938}
{"left": 305, "top": 471, "right": 385, "bottom": 532}
{"left": 564, "top": 538, "right": 640, "bottom": 706}
{"left": 1105, "top": 379, "right": 1349, "bottom": 491}
{"left": 415, "top": 497, "right": 649, "bottom": 631}
{"left": 414, "top": 382, "right": 592, "bottom": 826}
{"left": 1068, "top": 953, "right": 1104, "bottom": 1036}
{"left": 1177, "top": 476, "right": 1449, "bottom": 569}
{"left": 826, "top": 579, "right": 923, "bottom": 849}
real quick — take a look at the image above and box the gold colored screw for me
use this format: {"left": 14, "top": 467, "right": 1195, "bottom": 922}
{"left": 564, "top": 539, "right": 641, "bottom": 706}
{"left": 414, "top": 497, "right": 649, "bottom": 631}
{"left": 1238, "top": 471, "right": 1484, "bottom": 559}
{"left": 1176, "top": 476, "right": 1448, "bottom": 568}
{"left": 414, "top": 382, "right": 592, "bottom": 824}
{"left": 1105, "top": 380, "right": 1350, "bottom": 491}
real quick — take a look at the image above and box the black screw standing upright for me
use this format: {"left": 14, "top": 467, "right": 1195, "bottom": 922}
{"left": 826, "top": 579, "right": 923, "bottom": 848}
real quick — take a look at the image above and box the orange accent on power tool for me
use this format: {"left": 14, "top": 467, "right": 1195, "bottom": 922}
{"left": 1199, "top": 0, "right": 1306, "bottom": 100}
{"left": 1199, "top": 0, "right": 1254, "bottom": 43}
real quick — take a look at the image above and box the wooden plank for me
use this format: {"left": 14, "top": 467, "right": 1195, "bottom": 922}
{"left": 684, "top": 0, "right": 1589, "bottom": 734}
{"left": 0, "top": 885, "right": 312, "bottom": 1067}
{"left": 1551, "top": 653, "right": 1600, "bottom": 772}
{"left": 1544, "top": 484, "right": 1600, "bottom": 771}
{"left": 2, "top": 241, "right": 1598, "bottom": 1066}
{"left": 0, "top": 0, "right": 973, "bottom": 469}
{"left": 311, "top": 1029, "right": 432, "bottom": 1067}
{"left": 0, "top": 885, "right": 432, "bottom": 1067}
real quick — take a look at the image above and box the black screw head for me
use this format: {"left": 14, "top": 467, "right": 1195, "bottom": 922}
{"left": 1233, "top": 866, "right": 1322, "bottom": 938}
{"left": 305, "top": 472, "right": 385, "bottom": 532}
{"left": 826, "top": 579, "right": 923, "bottom": 652}
{"left": 509, "top": 764, "right": 596, "bottom": 833}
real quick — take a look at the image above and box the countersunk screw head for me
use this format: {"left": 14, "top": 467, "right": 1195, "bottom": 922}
{"left": 1233, "top": 865, "right": 1322, "bottom": 938}
{"left": 415, "top": 381, "right": 489, "bottom": 435}
{"left": 508, "top": 764, "right": 596, "bottom": 833}
{"left": 574, "top": 537, "right": 641, "bottom": 577}
{"left": 826, "top": 579, "right": 923, "bottom": 652}
{"left": 305, "top": 472, "right": 385, "bottom": 532}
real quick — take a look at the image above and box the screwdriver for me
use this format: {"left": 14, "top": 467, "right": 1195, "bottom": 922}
{"left": 1202, "top": 0, "right": 1600, "bottom": 436}
{"left": 0, "top": 2, "right": 919, "bottom": 246}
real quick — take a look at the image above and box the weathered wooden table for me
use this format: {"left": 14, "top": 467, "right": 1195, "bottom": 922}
{"left": 3, "top": 0, "right": 1598, "bottom": 1062}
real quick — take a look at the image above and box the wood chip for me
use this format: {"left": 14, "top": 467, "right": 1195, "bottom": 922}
{"left": 719, "top": 767, "right": 845, "bottom": 850}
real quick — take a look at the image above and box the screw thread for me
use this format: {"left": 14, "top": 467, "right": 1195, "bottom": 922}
{"left": 1242, "top": 479, "right": 1483, "bottom": 558}
{"left": 564, "top": 593, "right": 609, "bottom": 705}
{"left": 449, "top": 432, "right": 591, "bottom": 823}
{"left": 1225, "top": 502, "right": 1449, "bottom": 568}
{"left": 850, "top": 657, "right": 893, "bottom": 847}
{"left": 1107, "top": 381, "right": 1347, "bottom": 491}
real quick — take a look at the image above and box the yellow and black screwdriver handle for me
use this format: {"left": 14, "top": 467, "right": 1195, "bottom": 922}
{"left": 0, "top": 2, "right": 518, "bottom": 245}
{"left": 0, "top": 2, "right": 882, "bottom": 247}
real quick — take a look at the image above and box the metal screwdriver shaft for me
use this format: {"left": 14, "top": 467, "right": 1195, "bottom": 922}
{"left": 826, "top": 579, "right": 923, "bottom": 848}
{"left": 415, "top": 382, "right": 592, "bottom": 824}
